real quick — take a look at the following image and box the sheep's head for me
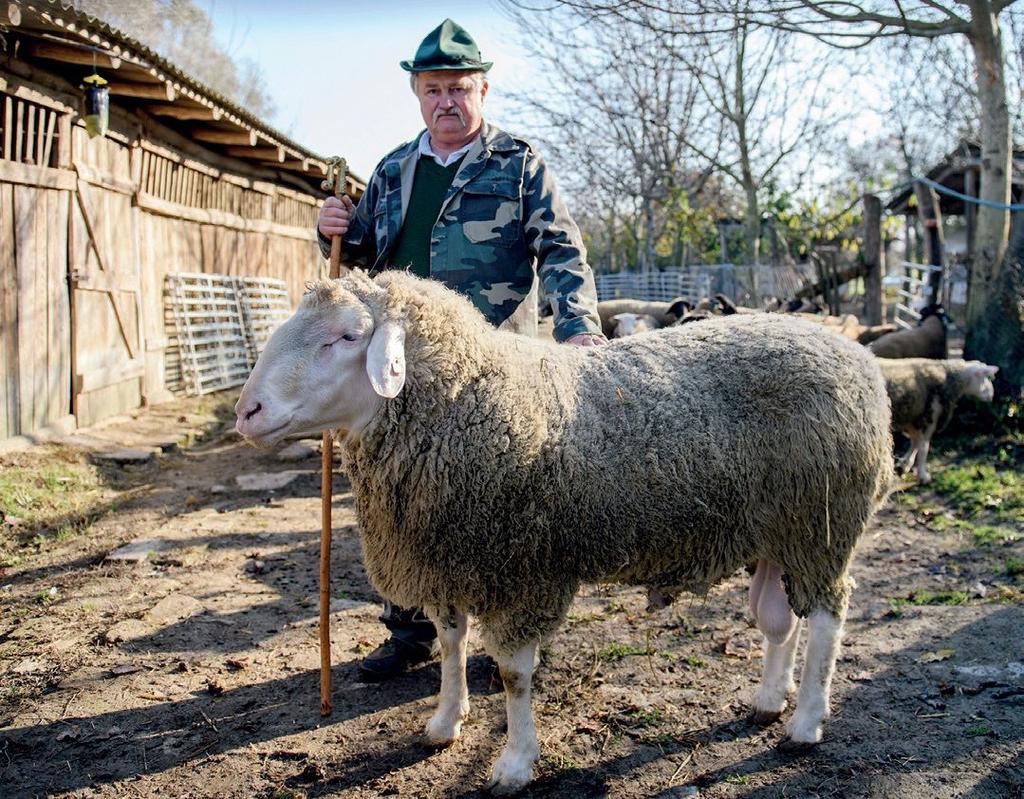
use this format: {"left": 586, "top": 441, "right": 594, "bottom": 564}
{"left": 962, "top": 361, "right": 999, "bottom": 402}
{"left": 610, "top": 312, "right": 658, "bottom": 337}
{"left": 234, "top": 274, "right": 407, "bottom": 447}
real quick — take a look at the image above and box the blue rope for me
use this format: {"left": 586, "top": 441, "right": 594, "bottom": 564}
{"left": 912, "top": 174, "right": 1024, "bottom": 211}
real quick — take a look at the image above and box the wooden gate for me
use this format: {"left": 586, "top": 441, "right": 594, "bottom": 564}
{"left": 69, "top": 170, "right": 145, "bottom": 428}
{"left": 0, "top": 88, "right": 74, "bottom": 440}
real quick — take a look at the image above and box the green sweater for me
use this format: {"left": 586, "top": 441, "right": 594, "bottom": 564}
{"left": 389, "top": 155, "right": 465, "bottom": 278}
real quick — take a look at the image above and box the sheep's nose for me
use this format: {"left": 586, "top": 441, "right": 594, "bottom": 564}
{"left": 234, "top": 399, "right": 264, "bottom": 429}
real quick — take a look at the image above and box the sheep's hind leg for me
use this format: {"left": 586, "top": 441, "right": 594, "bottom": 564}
{"left": 485, "top": 640, "right": 540, "bottom": 796}
{"left": 785, "top": 607, "right": 845, "bottom": 746}
{"left": 915, "top": 431, "right": 934, "bottom": 484}
{"left": 749, "top": 560, "right": 800, "bottom": 725}
{"left": 423, "top": 607, "right": 469, "bottom": 746}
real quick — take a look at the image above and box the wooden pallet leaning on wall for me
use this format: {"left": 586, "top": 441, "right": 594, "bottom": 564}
{"left": 165, "top": 272, "right": 290, "bottom": 396}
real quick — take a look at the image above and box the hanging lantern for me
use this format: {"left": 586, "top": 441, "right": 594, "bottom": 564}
{"left": 81, "top": 73, "right": 109, "bottom": 138}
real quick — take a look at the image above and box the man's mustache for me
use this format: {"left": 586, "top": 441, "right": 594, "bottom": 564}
{"left": 433, "top": 106, "right": 466, "bottom": 126}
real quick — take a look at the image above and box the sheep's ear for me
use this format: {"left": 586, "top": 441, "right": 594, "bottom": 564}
{"left": 981, "top": 364, "right": 999, "bottom": 377}
{"left": 366, "top": 320, "right": 406, "bottom": 398}
{"left": 609, "top": 313, "right": 625, "bottom": 324}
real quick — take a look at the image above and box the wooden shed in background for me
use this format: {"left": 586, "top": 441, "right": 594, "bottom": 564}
{"left": 1, "top": 0, "right": 364, "bottom": 442}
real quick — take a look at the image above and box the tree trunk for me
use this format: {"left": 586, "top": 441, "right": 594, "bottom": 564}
{"left": 962, "top": 2, "right": 1019, "bottom": 390}
{"left": 965, "top": 1, "right": 1012, "bottom": 332}
{"left": 862, "top": 194, "right": 883, "bottom": 325}
{"left": 913, "top": 181, "right": 945, "bottom": 304}
{"left": 964, "top": 211, "right": 1024, "bottom": 395}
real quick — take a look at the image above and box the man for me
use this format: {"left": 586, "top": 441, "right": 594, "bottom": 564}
{"left": 317, "top": 18, "right": 605, "bottom": 681}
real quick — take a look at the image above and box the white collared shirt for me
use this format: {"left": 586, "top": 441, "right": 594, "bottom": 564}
{"left": 417, "top": 131, "right": 478, "bottom": 167}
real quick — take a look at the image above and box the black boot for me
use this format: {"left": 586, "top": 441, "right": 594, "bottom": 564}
{"left": 357, "top": 603, "right": 439, "bottom": 681}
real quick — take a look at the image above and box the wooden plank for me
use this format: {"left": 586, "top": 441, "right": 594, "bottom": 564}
{"left": 36, "top": 106, "right": 46, "bottom": 167}
{"left": 0, "top": 160, "right": 78, "bottom": 190}
{"left": 75, "top": 359, "right": 144, "bottom": 393}
{"left": 73, "top": 161, "right": 136, "bottom": 195}
{"left": 24, "top": 102, "right": 36, "bottom": 164}
{"left": 13, "top": 185, "right": 38, "bottom": 432}
{"left": 3, "top": 94, "right": 11, "bottom": 160}
{"left": 47, "top": 188, "right": 70, "bottom": 424}
{"left": 13, "top": 99, "right": 23, "bottom": 163}
{"left": 0, "top": 183, "right": 16, "bottom": 438}
{"left": 41, "top": 108, "right": 57, "bottom": 168}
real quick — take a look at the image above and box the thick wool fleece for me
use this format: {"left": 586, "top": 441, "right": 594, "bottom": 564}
{"left": 325, "top": 272, "right": 894, "bottom": 652}
{"left": 878, "top": 358, "right": 979, "bottom": 436}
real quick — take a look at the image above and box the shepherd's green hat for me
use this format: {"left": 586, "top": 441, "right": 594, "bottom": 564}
{"left": 400, "top": 19, "right": 493, "bottom": 73}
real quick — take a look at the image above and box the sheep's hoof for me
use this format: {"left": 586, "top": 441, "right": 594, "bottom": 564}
{"left": 750, "top": 710, "right": 782, "bottom": 726}
{"left": 485, "top": 748, "right": 537, "bottom": 796}
{"left": 425, "top": 716, "right": 462, "bottom": 747}
{"left": 777, "top": 737, "right": 818, "bottom": 756}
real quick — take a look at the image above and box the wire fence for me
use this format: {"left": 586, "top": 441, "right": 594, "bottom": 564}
{"left": 595, "top": 263, "right": 815, "bottom": 306}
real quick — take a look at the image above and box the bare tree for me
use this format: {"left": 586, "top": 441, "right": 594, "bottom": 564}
{"left": 72, "top": 0, "right": 276, "bottom": 119}
{"left": 667, "top": 7, "right": 842, "bottom": 263}
{"left": 500, "top": 3, "right": 714, "bottom": 272}
{"left": 741, "top": 0, "right": 1022, "bottom": 386}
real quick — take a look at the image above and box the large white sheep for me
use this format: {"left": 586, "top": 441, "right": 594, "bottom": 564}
{"left": 878, "top": 358, "right": 998, "bottom": 483}
{"left": 235, "top": 271, "right": 893, "bottom": 795}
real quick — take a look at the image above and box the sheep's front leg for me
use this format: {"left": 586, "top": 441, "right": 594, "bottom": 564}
{"left": 915, "top": 431, "right": 934, "bottom": 484}
{"left": 486, "top": 641, "right": 540, "bottom": 796}
{"left": 786, "top": 607, "right": 844, "bottom": 745}
{"left": 899, "top": 431, "right": 921, "bottom": 475}
{"left": 423, "top": 607, "right": 469, "bottom": 746}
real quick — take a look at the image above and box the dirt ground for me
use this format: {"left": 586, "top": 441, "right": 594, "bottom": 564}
{"left": 1, "top": 391, "right": 1022, "bottom": 799}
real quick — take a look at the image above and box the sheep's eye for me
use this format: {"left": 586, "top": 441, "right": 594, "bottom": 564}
{"left": 342, "top": 332, "right": 359, "bottom": 342}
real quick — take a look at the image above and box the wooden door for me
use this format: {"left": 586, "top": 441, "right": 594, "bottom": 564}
{"left": 0, "top": 181, "right": 72, "bottom": 440}
{"left": 69, "top": 175, "right": 144, "bottom": 427}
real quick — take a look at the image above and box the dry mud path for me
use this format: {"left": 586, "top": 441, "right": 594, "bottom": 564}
{"left": 1, "top": 393, "right": 1022, "bottom": 798}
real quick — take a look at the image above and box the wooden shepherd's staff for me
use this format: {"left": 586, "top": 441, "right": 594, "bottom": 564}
{"left": 320, "top": 156, "right": 348, "bottom": 716}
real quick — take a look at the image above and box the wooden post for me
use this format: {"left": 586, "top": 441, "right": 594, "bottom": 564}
{"left": 913, "top": 181, "right": 945, "bottom": 305}
{"left": 964, "top": 167, "right": 977, "bottom": 263}
{"left": 319, "top": 156, "right": 348, "bottom": 717}
{"left": 862, "top": 194, "right": 883, "bottom": 325}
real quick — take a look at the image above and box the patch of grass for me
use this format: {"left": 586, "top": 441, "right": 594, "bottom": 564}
{"left": 910, "top": 590, "right": 970, "bottom": 606}
{"left": 971, "top": 525, "right": 1021, "bottom": 547}
{"left": 965, "top": 725, "right": 992, "bottom": 737}
{"left": 596, "top": 643, "right": 650, "bottom": 661}
{"left": 538, "top": 752, "right": 582, "bottom": 776}
{"left": 888, "top": 590, "right": 971, "bottom": 610}
{"left": 1006, "top": 558, "right": 1024, "bottom": 578}
{"left": 930, "top": 464, "right": 1024, "bottom": 523}
{"left": 630, "top": 708, "right": 662, "bottom": 726}
{"left": 683, "top": 655, "right": 706, "bottom": 668}
{"left": 725, "top": 773, "right": 752, "bottom": 785}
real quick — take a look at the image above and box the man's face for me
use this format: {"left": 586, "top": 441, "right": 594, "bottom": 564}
{"left": 415, "top": 71, "right": 488, "bottom": 149}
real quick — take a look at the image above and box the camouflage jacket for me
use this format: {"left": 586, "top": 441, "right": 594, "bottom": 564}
{"left": 317, "top": 123, "right": 601, "bottom": 341}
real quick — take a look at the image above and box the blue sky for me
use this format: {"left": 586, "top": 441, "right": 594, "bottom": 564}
{"left": 199, "top": 0, "right": 534, "bottom": 179}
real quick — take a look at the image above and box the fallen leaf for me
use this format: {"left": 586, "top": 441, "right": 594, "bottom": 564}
{"left": 138, "top": 691, "right": 168, "bottom": 701}
{"left": 723, "top": 635, "right": 762, "bottom": 659}
{"left": 55, "top": 726, "right": 81, "bottom": 742}
{"left": 918, "top": 649, "right": 956, "bottom": 663}
{"left": 207, "top": 678, "right": 226, "bottom": 696}
{"left": 225, "top": 657, "right": 249, "bottom": 671}
{"left": 110, "top": 663, "right": 144, "bottom": 676}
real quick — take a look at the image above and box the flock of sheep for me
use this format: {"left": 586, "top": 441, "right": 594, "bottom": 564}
{"left": 234, "top": 272, "right": 997, "bottom": 794}
{"left": 599, "top": 293, "right": 998, "bottom": 484}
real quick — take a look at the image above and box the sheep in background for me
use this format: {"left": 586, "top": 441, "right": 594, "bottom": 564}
{"left": 714, "top": 293, "right": 760, "bottom": 314}
{"left": 878, "top": 358, "right": 998, "bottom": 483}
{"left": 869, "top": 304, "right": 949, "bottom": 359}
{"left": 608, "top": 312, "right": 660, "bottom": 338}
{"left": 596, "top": 297, "right": 689, "bottom": 337}
{"left": 235, "top": 271, "right": 893, "bottom": 795}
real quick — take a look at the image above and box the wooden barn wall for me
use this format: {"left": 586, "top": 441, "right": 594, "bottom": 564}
{"left": 1, "top": 69, "right": 326, "bottom": 439}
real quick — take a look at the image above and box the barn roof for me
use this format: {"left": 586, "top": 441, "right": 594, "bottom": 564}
{"left": 885, "top": 140, "right": 1024, "bottom": 216}
{"left": 4, "top": 0, "right": 365, "bottom": 197}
